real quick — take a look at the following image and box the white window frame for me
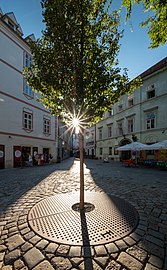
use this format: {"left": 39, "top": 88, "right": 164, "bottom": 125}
{"left": 43, "top": 117, "right": 51, "bottom": 135}
{"left": 24, "top": 51, "right": 32, "bottom": 68}
{"left": 147, "top": 84, "right": 155, "bottom": 99}
{"left": 146, "top": 112, "right": 156, "bottom": 130}
{"left": 23, "top": 109, "right": 33, "bottom": 131}
{"left": 23, "top": 51, "right": 34, "bottom": 98}
{"left": 23, "top": 78, "right": 34, "bottom": 98}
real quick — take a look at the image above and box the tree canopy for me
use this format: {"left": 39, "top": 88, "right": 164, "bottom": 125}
{"left": 122, "top": 0, "right": 167, "bottom": 48}
{"left": 24, "top": 0, "right": 141, "bottom": 125}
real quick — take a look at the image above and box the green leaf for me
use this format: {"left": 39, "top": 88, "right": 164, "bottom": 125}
{"left": 24, "top": 0, "right": 141, "bottom": 125}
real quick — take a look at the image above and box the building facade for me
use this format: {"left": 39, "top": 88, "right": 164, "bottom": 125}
{"left": 0, "top": 9, "right": 59, "bottom": 168}
{"left": 84, "top": 125, "right": 96, "bottom": 158}
{"left": 57, "top": 117, "right": 73, "bottom": 161}
{"left": 85, "top": 57, "right": 167, "bottom": 161}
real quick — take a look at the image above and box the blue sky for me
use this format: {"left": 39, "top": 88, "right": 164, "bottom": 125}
{"left": 1, "top": 0, "right": 166, "bottom": 80}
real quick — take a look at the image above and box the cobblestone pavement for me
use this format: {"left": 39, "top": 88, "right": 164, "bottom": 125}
{"left": 0, "top": 158, "right": 167, "bottom": 270}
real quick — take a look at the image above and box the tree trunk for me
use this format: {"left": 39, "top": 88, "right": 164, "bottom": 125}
{"left": 79, "top": 130, "right": 84, "bottom": 209}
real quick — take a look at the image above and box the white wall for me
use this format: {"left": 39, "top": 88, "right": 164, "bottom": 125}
{"left": 0, "top": 14, "right": 58, "bottom": 168}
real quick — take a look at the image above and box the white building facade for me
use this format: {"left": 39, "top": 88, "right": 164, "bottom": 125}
{"left": 0, "top": 9, "right": 59, "bottom": 168}
{"left": 86, "top": 57, "right": 167, "bottom": 161}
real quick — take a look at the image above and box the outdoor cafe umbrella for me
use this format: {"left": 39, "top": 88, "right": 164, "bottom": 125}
{"left": 144, "top": 140, "right": 167, "bottom": 150}
{"left": 117, "top": 141, "right": 147, "bottom": 151}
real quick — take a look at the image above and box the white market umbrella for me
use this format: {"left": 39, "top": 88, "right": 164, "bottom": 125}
{"left": 144, "top": 140, "right": 167, "bottom": 150}
{"left": 117, "top": 141, "right": 147, "bottom": 151}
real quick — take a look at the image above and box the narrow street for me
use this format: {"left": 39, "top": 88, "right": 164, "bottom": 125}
{"left": 0, "top": 158, "right": 166, "bottom": 269}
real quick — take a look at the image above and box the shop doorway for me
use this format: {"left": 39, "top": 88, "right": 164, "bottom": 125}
{"left": 21, "top": 146, "right": 31, "bottom": 166}
{"left": 13, "top": 146, "right": 22, "bottom": 167}
{"left": 33, "top": 147, "right": 38, "bottom": 166}
{"left": 119, "top": 139, "right": 131, "bottom": 160}
{"left": 43, "top": 148, "right": 49, "bottom": 163}
{"left": 0, "top": 145, "right": 5, "bottom": 169}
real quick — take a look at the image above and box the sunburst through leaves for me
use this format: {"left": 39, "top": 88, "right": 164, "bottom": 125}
{"left": 63, "top": 108, "right": 89, "bottom": 136}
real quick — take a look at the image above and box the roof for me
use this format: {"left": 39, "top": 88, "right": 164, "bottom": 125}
{"left": 0, "top": 7, "right": 3, "bottom": 16}
{"left": 140, "top": 57, "right": 167, "bottom": 79}
{"left": 0, "top": 9, "right": 35, "bottom": 42}
{"left": 1, "top": 11, "right": 24, "bottom": 36}
{"left": 4, "top": 12, "right": 19, "bottom": 25}
{"left": 25, "top": 34, "right": 36, "bottom": 43}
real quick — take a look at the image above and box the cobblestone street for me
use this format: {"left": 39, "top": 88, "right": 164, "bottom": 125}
{"left": 0, "top": 158, "right": 167, "bottom": 270}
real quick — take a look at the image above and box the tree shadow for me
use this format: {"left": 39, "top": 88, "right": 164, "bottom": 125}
{"left": 83, "top": 159, "right": 166, "bottom": 268}
{"left": 0, "top": 158, "right": 74, "bottom": 215}
{"left": 80, "top": 209, "right": 93, "bottom": 270}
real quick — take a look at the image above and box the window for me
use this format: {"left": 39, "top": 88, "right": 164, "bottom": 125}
{"left": 147, "top": 85, "right": 155, "bottom": 99}
{"left": 118, "top": 104, "right": 123, "bottom": 111}
{"left": 147, "top": 90, "right": 155, "bottom": 99}
{"left": 23, "top": 79, "right": 34, "bottom": 97}
{"left": 43, "top": 117, "right": 51, "bottom": 134}
{"left": 23, "top": 52, "right": 34, "bottom": 97}
{"left": 146, "top": 112, "right": 156, "bottom": 129}
{"left": 100, "top": 148, "right": 103, "bottom": 155}
{"left": 108, "top": 109, "right": 113, "bottom": 116}
{"left": 108, "top": 124, "right": 112, "bottom": 138}
{"left": 98, "top": 128, "right": 103, "bottom": 140}
{"left": 127, "top": 118, "right": 134, "bottom": 133}
{"left": 109, "top": 147, "right": 112, "bottom": 155}
{"left": 23, "top": 109, "right": 33, "bottom": 131}
{"left": 117, "top": 121, "right": 123, "bottom": 136}
{"left": 24, "top": 52, "right": 32, "bottom": 67}
{"left": 8, "top": 21, "right": 15, "bottom": 30}
{"left": 128, "top": 94, "right": 134, "bottom": 107}
{"left": 128, "top": 98, "right": 134, "bottom": 107}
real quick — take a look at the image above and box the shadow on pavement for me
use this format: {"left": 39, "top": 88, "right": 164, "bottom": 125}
{"left": 83, "top": 158, "right": 166, "bottom": 269}
{"left": 80, "top": 210, "right": 93, "bottom": 270}
{"left": 0, "top": 158, "right": 74, "bottom": 215}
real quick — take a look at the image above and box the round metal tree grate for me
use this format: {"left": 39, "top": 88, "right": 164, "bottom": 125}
{"left": 28, "top": 192, "right": 139, "bottom": 246}
{"left": 72, "top": 202, "right": 95, "bottom": 212}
